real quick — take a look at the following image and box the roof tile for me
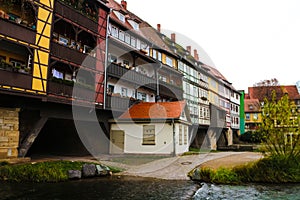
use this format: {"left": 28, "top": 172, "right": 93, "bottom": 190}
{"left": 119, "top": 101, "right": 186, "bottom": 119}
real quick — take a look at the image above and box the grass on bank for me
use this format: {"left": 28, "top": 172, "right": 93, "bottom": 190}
{"left": 0, "top": 160, "right": 122, "bottom": 183}
{"left": 182, "top": 148, "right": 220, "bottom": 156}
{"left": 190, "top": 155, "right": 300, "bottom": 184}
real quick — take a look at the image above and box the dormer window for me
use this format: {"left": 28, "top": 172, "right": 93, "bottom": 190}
{"left": 128, "top": 20, "right": 139, "bottom": 30}
{"left": 119, "top": 13, "right": 125, "bottom": 22}
{"left": 113, "top": 11, "right": 126, "bottom": 23}
{"left": 249, "top": 105, "right": 253, "bottom": 110}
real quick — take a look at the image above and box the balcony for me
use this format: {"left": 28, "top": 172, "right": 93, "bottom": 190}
{"left": 0, "top": 19, "right": 35, "bottom": 44}
{"left": 50, "top": 42, "right": 96, "bottom": 69}
{"left": 107, "top": 63, "right": 156, "bottom": 90}
{"left": 159, "top": 80, "right": 183, "bottom": 100}
{"left": 0, "top": 68, "right": 32, "bottom": 90}
{"left": 48, "top": 81, "right": 97, "bottom": 102}
{"left": 55, "top": 1, "right": 98, "bottom": 34}
{"left": 106, "top": 95, "right": 137, "bottom": 111}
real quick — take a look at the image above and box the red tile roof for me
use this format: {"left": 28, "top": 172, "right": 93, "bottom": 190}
{"left": 247, "top": 85, "right": 300, "bottom": 101}
{"left": 119, "top": 101, "right": 187, "bottom": 120}
{"left": 244, "top": 98, "right": 261, "bottom": 112}
{"left": 106, "top": 0, "right": 147, "bottom": 39}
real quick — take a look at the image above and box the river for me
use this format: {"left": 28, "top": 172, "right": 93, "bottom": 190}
{"left": 0, "top": 176, "right": 300, "bottom": 200}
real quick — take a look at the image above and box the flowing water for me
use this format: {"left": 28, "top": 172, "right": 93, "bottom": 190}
{"left": 0, "top": 177, "right": 300, "bottom": 200}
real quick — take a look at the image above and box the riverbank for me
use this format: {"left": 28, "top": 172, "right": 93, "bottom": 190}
{"left": 0, "top": 160, "right": 120, "bottom": 182}
{"left": 0, "top": 152, "right": 263, "bottom": 182}
{"left": 190, "top": 155, "right": 300, "bottom": 184}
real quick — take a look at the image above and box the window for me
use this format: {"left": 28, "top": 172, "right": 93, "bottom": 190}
{"left": 152, "top": 49, "right": 157, "bottom": 59}
{"left": 116, "top": 12, "right": 125, "bottom": 22}
{"left": 137, "top": 92, "right": 146, "bottom": 101}
{"left": 125, "top": 33, "right": 130, "bottom": 44}
{"left": 131, "top": 36, "right": 136, "bottom": 47}
{"left": 107, "top": 84, "right": 114, "bottom": 94}
{"left": 111, "top": 26, "right": 118, "bottom": 38}
{"left": 121, "top": 87, "right": 127, "bottom": 97}
{"left": 166, "top": 56, "right": 173, "bottom": 67}
{"left": 143, "top": 125, "right": 155, "bottom": 145}
{"left": 253, "top": 113, "right": 258, "bottom": 120}
{"left": 184, "top": 126, "right": 188, "bottom": 145}
{"left": 157, "top": 52, "right": 162, "bottom": 61}
{"left": 130, "top": 20, "right": 139, "bottom": 30}
{"left": 178, "top": 62, "right": 184, "bottom": 71}
{"left": 179, "top": 125, "right": 183, "bottom": 145}
{"left": 245, "top": 113, "right": 250, "bottom": 121}
{"left": 140, "top": 41, "right": 147, "bottom": 49}
{"left": 119, "top": 30, "right": 125, "bottom": 41}
{"left": 199, "top": 107, "right": 203, "bottom": 118}
{"left": 136, "top": 39, "right": 141, "bottom": 49}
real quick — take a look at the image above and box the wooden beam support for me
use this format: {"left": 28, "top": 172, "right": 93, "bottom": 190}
{"left": 18, "top": 116, "right": 48, "bottom": 157}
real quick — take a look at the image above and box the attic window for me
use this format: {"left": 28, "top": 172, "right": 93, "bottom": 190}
{"left": 249, "top": 105, "right": 253, "bottom": 110}
{"left": 128, "top": 20, "right": 139, "bottom": 30}
{"left": 114, "top": 11, "right": 125, "bottom": 23}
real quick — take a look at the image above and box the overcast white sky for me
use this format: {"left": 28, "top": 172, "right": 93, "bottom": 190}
{"left": 116, "top": 0, "right": 300, "bottom": 91}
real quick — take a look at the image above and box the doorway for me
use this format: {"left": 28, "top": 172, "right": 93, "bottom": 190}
{"left": 110, "top": 130, "right": 124, "bottom": 154}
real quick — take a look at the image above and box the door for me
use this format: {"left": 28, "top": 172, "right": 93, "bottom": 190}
{"left": 110, "top": 130, "right": 125, "bottom": 154}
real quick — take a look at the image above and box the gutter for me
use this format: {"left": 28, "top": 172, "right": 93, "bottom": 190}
{"left": 172, "top": 118, "right": 176, "bottom": 157}
{"left": 103, "top": 8, "right": 111, "bottom": 109}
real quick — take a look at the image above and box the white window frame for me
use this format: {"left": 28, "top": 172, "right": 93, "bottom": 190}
{"left": 166, "top": 56, "right": 173, "bottom": 67}
{"left": 143, "top": 125, "right": 155, "bottom": 145}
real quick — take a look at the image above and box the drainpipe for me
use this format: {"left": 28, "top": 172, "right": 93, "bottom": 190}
{"left": 172, "top": 119, "right": 176, "bottom": 157}
{"left": 103, "top": 9, "right": 111, "bottom": 109}
{"left": 155, "top": 63, "right": 162, "bottom": 102}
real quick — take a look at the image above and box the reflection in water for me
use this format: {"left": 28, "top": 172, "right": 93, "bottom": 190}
{"left": 1, "top": 177, "right": 300, "bottom": 200}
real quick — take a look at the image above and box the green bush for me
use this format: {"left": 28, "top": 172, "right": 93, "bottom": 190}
{"left": 191, "top": 155, "right": 300, "bottom": 184}
{"left": 240, "top": 131, "right": 265, "bottom": 144}
{"left": 211, "top": 168, "right": 240, "bottom": 184}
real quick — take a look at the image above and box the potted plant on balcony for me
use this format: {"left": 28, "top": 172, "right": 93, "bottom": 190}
{"left": 0, "top": 59, "right": 6, "bottom": 70}
{"left": 12, "top": 65, "right": 21, "bottom": 72}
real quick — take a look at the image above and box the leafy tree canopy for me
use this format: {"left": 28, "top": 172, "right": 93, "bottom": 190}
{"left": 260, "top": 90, "right": 300, "bottom": 158}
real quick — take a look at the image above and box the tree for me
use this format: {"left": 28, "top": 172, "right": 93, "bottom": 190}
{"left": 260, "top": 90, "right": 300, "bottom": 158}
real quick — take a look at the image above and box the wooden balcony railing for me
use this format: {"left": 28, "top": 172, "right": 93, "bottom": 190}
{"left": 55, "top": 1, "right": 98, "bottom": 34}
{"left": 159, "top": 80, "right": 183, "bottom": 100}
{"left": 0, "top": 19, "right": 35, "bottom": 44}
{"left": 48, "top": 81, "right": 97, "bottom": 102}
{"left": 107, "top": 63, "right": 156, "bottom": 90}
{"left": 0, "top": 69, "right": 32, "bottom": 90}
{"left": 50, "top": 42, "right": 96, "bottom": 69}
{"left": 105, "top": 95, "right": 137, "bottom": 111}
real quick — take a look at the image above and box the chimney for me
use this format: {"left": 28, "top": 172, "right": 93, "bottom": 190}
{"left": 121, "top": 0, "right": 127, "bottom": 10}
{"left": 171, "top": 33, "right": 176, "bottom": 43}
{"left": 186, "top": 46, "right": 191, "bottom": 54}
{"left": 194, "top": 49, "right": 199, "bottom": 61}
{"left": 157, "top": 24, "right": 161, "bottom": 33}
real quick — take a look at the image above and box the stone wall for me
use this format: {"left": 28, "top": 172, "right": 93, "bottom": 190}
{"left": 0, "top": 108, "right": 20, "bottom": 159}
